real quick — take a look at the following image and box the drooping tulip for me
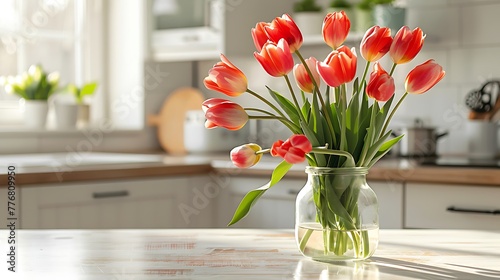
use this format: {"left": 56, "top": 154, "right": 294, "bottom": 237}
{"left": 230, "top": 143, "right": 263, "bottom": 168}
{"left": 271, "top": 134, "right": 312, "bottom": 164}
{"left": 405, "top": 59, "right": 445, "bottom": 94}
{"left": 367, "top": 63, "right": 395, "bottom": 102}
{"left": 390, "top": 26, "right": 425, "bottom": 64}
{"left": 264, "top": 14, "right": 303, "bottom": 53}
{"left": 254, "top": 39, "right": 294, "bottom": 77}
{"left": 317, "top": 45, "right": 357, "bottom": 87}
{"left": 322, "top": 11, "right": 350, "bottom": 50}
{"left": 251, "top": 22, "right": 270, "bottom": 52}
{"left": 360, "top": 26, "right": 392, "bottom": 62}
{"left": 293, "top": 57, "right": 320, "bottom": 93}
{"left": 202, "top": 98, "right": 248, "bottom": 130}
{"left": 203, "top": 54, "right": 248, "bottom": 97}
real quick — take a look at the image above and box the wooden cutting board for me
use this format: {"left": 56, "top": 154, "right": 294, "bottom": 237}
{"left": 148, "top": 87, "right": 204, "bottom": 154}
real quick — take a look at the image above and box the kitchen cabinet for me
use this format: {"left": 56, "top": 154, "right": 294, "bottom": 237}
{"left": 215, "top": 175, "right": 404, "bottom": 229}
{"left": 147, "top": 0, "right": 293, "bottom": 61}
{"left": 19, "top": 176, "right": 213, "bottom": 229}
{"left": 369, "top": 180, "right": 404, "bottom": 229}
{"left": 405, "top": 182, "right": 500, "bottom": 230}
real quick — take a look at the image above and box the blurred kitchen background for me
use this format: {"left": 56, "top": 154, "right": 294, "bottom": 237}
{"left": 0, "top": 0, "right": 498, "bottom": 156}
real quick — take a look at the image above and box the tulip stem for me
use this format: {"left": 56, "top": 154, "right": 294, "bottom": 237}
{"left": 381, "top": 91, "right": 408, "bottom": 136}
{"left": 255, "top": 148, "right": 271, "bottom": 155}
{"left": 389, "top": 63, "right": 397, "bottom": 76}
{"left": 284, "top": 74, "right": 307, "bottom": 125}
{"left": 248, "top": 115, "right": 301, "bottom": 133}
{"left": 295, "top": 50, "right": 337, "bottom": 147}
{"left": 247, "top": 89, "right": 287, "bottom": 119}
{"left": 360, "top": 61, "right": 371, "bottom": 94}
{"left": 310, "top": 148, "right": 355, "bottom": 168}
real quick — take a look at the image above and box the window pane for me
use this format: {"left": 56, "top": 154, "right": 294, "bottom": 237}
{"left": 0, "top": 42, "right": 19, "bottom": 101}
{"left": 25, "top": 0, "right": 74, "bottom": 34}
{"left": 23, "top": 38, "right": 75, "bottom": 85}
{"left": 0, "top": 0, "right": 20, "bottom": 32}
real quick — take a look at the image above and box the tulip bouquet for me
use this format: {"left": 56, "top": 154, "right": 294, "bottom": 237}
{"left": 203, "top": 12, "right": 444, "bottom": 258}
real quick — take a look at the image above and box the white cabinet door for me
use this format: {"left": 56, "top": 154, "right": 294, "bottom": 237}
{"left": 217, "top": 176, "right": 304, "bottom": 229}
{"left": 405, "top": 183, "right": 500, "bottom": 230}
{"left": 20, "top": 177, "right": 194, "bottom": 229}
{"left": 369, "top": 181, "right": 404, "bottom": 229}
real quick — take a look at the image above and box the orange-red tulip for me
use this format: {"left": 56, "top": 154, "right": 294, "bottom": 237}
{"left": 322, "top": 11, "right": 350, "bottom": 50}
{"left": 405, "top": 59, "right": 445, "bottom": 94}
{"left": 202, "top": 98, "right": 248, "bottom": 130}
{"left": 270, "top": 134, "right": 312, "bottom": 164}
{"left": 317, "top": 45, "right": 357, "bottom": 87}
{"left": 251, "top": 22, "right": 270, "bottom": 52}
{"left": 264, "top": 14, "right": 303, "bottom": 53}
{"left": 203, "top": 54, "right": 247, "bottom": 97}
{"left": 293, "top": 57, "right": 320, "bottom": 93}
{"left": 254, "top": 39, "right": 294, "bottom": 77}
{"left": 367, "top": 63, "right": 395, "bottom": 102}
{"left": 390, "top": 26, "right": 425, "bottom": 64}
{"left": 360, "top": 26, "right": 392, "bottom": 62}
{"left": 230, "top": 143, "right": 263, "bottom": 168}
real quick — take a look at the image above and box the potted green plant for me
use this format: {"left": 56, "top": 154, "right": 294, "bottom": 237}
{"left": 355, "top": 0, "right": 374, "bottom": 33}
{"left": 372, "top": 0, "right": 406, "bottom": 33}
{"left": 65, "top": 82, "right": 98, "bottom": 128}
{"left": 1, "top": 65, "right": 59, "bottom": 129}
{"left": 293, "top": 0, "right": 324, "bottom": 35}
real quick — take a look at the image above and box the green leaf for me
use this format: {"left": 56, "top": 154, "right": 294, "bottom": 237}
{"left": 80, "top": 82, "right": 98, "bottom": 97}
{"left": 300, "top": 121, "right": 327, "bottom": 166}
{"left": 363, "top": 130, "right": 392, "bottom": 165}
{"left": 368, "top": 134, "right": 405, "bottom": 168}
{"left": 227, "top": 161, "right": 293, "bottom": 226}
{"left": 267, "top": 87, "right": 300, "bottom": 125}
{"left": 311, "top": 91, "right": 324, "bottom": 143}
{"left": 301, "top": 98, "right": 311, "bottom": 121}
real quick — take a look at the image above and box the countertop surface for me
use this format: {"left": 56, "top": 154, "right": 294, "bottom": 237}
{"left": 0, "top": 152, "right": 499, "bottom": 187}
{"left": 0, "top": 229, "right": 499, "bottom": 279}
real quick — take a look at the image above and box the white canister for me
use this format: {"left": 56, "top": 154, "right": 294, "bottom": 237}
{"left": 184, "top": 110, "right": 250, "bottom": 153}
{"left": 466, "top": 120, "right": 498, "bottom": 159}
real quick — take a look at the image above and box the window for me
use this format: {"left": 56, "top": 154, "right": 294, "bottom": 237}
{"left": 0, "top": 0, "right": 104, "bottom": 128}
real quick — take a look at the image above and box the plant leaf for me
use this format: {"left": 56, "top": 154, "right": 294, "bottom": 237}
{"left": 368, "top": 134, "right": 405, "bottom": 168}
{"left": 267, "top": 87, "right": 300, "bottom": 125}
{"left": 80, "top": 82, "right": 98, "bottom": 97}
{"left": 227, "top": 161, "right": 293, "bottom": 226}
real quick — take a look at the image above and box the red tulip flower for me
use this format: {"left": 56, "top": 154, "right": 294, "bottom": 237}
{"left": 405, "top": 59, "right": 445, "bottom": 94}
{"left": 264, "top": 14, "right": 303, "bottom": 53}
{"left": 317, "top": 45, "right": 357, "bottom": 87}
{"left": 230, "top": 143, "right": 263, "bottom": 168}
{"left": 322, "top": 11, "right": 350, "bottom": 50}
{"left": 390, "top": 26, "right": 425, "bottom": 64}
{"left": 254, "top": 39, "right": 294, "bottom": 77}
{"left": 360, "top": 26, "right": 392, "bottom": 62}
{"left": 367, "top": 63, "right": 395, "bottom": 102}
{"left": 204, "top": 54, "right": 248, "bottom": 97}
{"left": 293, "top": 57, "right": 320, "bottom": 93}
{"left": 271, "top": 134, "right": 312, "bottom": 164}
{"left": 202, "top": 98, "right": 248, "bottom": 130}
{"left": 251, "top": 22, "right": 270, "bottom": 52}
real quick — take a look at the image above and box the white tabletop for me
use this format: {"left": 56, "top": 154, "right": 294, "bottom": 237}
{"left": 0, "top": 229, "right": 499, "bottom": 279}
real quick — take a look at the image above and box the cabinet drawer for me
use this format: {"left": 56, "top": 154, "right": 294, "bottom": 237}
{"left": 405, "top": 183, "right": 500, "bottom": 229}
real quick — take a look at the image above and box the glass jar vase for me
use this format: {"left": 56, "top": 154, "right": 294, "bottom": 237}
{"left": 295, "top": 167, "right": 379, "bottom": 262}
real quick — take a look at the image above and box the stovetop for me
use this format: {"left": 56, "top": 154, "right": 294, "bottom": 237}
{"left": 418, "top": 157, "right": 500, "bottom": 168}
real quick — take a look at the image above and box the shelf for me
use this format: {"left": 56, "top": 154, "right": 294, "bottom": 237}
{"left": 302, "top": 32, "right": 364, "bottom": 47}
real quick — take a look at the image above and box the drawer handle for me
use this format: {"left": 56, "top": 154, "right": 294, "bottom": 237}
{"left": 92, "top": 190, "right": 129, "bottom": 199}
{"left": 447, "top": 206, "right": 500, "bottom": 215}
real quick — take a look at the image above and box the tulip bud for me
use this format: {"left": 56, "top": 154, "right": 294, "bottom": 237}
{"left": 367, "top": 63, "right": 395, "bottom": 102}
{"left": 204, "top": 54, "right": 248, "bottom": 97}
{"left": 317, "top": 45, "right": 357, "bottom": 87}
{"left": 322, "top": 11, "right": 350, "bottom": 50}
{"left": 271, "top": 134, "right": 312, "bottom": 164}
{"left": 405, "top": 59, "right": 445, "bottom": 95}
{"left": 293, "top": 57, "right": 320, "bottom": 93}
{"left": 390, "top": 26, "right": 425, "bottom": 65}
{"left": 360, "top": 26, "right": 392, "bottom": 62}
{"left": 251, "top": 22, "right": 270, "bottom": 52}
{"left": 254, "top": 39, "right": 294, "bottom": 77}
{"left": 264, "top": 14, "right": 303, "bottom": 53}
{"left": 202, "top": 98, "right": 248, "bottom": 130}
{"left": 230, "top": 143, "right": 263, "bottom": 168}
